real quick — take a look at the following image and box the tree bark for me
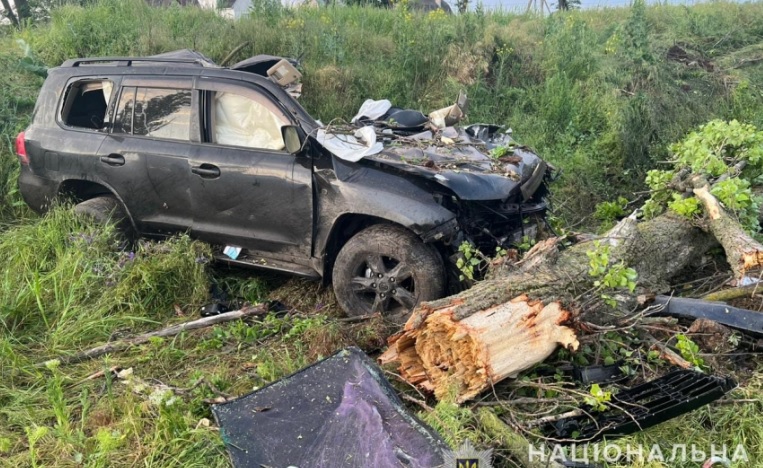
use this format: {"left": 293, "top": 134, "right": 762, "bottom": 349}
{"left": 381, "top": 208, "right": 730, "bottom": 402}
{"left": 694, "top": 184, "right": 763, "bottom": 279}
{"left": 0, "top": 0, "right": 19, "bottom": 27}
{"left": 13, "top": 0, "right": 30, "bottom": 23}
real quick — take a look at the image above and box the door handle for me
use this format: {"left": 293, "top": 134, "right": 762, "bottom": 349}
{"left": 100, "top": 153, "right": 125, "bottom": 166}
{"left": 191, "top": 164, "right": 221, "bottom": 179}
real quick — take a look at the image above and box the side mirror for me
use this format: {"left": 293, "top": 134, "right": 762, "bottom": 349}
{"left": 281, "top": 125, "right": 305, "bottom": 155}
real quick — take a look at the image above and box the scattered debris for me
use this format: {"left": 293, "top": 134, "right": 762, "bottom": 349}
{"left": 200, "top": 302, "right": 230, "bottom": 317}
{"left": 316, "top": 126, "right": 384, "bottom": 161}
{"left": 547, "top": 370, "right": 736, "bottom": 443}
{"left": 70, "top": 366, "right": 122, "bottom": 387}
{"left": 654, "top": 295, "right": 763, "bottom": 337}
{"left": 570, "top": 362, "right": 627, "bottom": 385}
{"left": 315, "top": 91, "right": 552, "bottom": 202}
{"left": 351, "top": 98, "right": 391, "bottom": 123}
{"left": 666, "top": 44, "right": 715, "bottom": 72}
{"left": 222, "top": 245, "right": 241, "bottom": 260}
{"left": 686, "top": 318, "right": 736, "bottom": 354}
{"left": 212, "top": 347, "right": 447, "bottom": 468}
{"left": 428, "top": 90, "right": 468, "bottom": 128}
{"left": 648, "top": 335, "right": 694, "bottom": 370}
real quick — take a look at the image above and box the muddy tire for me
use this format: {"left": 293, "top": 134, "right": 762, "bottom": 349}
{"left": 332, "top": 224, "right": 446, "bottom": 325}
{"left": 73, "top": 196, "right": 134, "bottom": 242}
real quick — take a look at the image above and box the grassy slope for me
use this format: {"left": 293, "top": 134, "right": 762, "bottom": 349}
{"left": 0, "top": 1, "right": 762, "bottom": 466}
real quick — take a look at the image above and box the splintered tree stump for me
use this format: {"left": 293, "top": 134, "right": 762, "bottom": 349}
{"left": 380, "top": 295, "right": 579, "bottom": 403}
{"left": 694, "top": 185, "right": 763, "bottom": 278}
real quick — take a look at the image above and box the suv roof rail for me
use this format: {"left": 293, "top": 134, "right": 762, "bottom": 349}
{"left": 61, "top": 57, "right": 214, "bottom": 68}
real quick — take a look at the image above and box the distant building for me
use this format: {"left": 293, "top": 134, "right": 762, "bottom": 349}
{"left": 148, "top": 0, "right": 316, "bottom": 18}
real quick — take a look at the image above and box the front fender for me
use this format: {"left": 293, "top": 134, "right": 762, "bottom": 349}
{"left": 313, "top": 157, "right": 457, "bottom": 257}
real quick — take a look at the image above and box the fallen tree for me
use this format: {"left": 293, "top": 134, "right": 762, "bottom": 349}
{"left": 381, "top": 120, "right": 763, "bottom": 403}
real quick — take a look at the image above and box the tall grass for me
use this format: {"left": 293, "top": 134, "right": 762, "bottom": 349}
{"left": 0, "top": 208, "right": 218, "bottom": 467}
{"left": 0, "top": 207, "right": 210, "bottom": 351}
{"left": 0, "top": 41, "right": 40, "bottom": 220}
{"left": 2, "top": 0, "right": 762, "bottom": 221}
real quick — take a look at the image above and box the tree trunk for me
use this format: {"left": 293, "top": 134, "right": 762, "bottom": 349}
{"left": 0, "top": 0, "right": 19, "bottom": 27}
{"left": 381, "top": 206, "right": 733, "bottom": 402}
{"left": 14, "top": 0, "right": 30, "bottom": 23}
{"left": 694, "top": 184, "right": 763, "bottom": 279}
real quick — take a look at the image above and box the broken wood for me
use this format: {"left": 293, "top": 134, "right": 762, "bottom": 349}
{"left": 686, "top": 318, "right": 735, "bottom": 354}
{"left": 70, "top": 366, "right": 122, "bottom": 387}
{"left": 380, "top": 295, "right": 578, "bottom": 403}
{"left": 647, "top": 336, "right": 693, "bottom": 369}
{"left": 694, "top": 184, "right": 763, "bottom": 278}
{"left": 702, "top": 283, "right": 762, "bottom": 302}
{"left": 48, "top": 304, "right": 268, "bottom": 366}
{"left": 381, "top": 165, "right": 763, "bottom": 403}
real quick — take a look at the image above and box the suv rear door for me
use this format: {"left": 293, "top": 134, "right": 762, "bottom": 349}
{"left": 31, "top": 77, "right": 116, "bottom": 206}
{"left": 189, "top": 78, "right": 313, "bottom": 265}
{"left": 98, "top": 77, "right": 195, "bottom": 235}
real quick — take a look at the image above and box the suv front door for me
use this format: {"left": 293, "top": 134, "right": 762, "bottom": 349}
{"left": 189, "top": 79, "right": 313, "bottom": 266}
{"left": 98, "top": 78, "right": 195, "bottom": 235}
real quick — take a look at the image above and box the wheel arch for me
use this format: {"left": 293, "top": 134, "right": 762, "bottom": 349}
{"left": 320, "top": 214, "right": 411, "bottom": 284}
{"left": 58, "top": 179, "right": 137, "bottom": 230}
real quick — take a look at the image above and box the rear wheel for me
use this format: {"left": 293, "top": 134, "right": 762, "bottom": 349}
{"left": 332, "top": 224, "right": 446, "bottom": 325}
{"left": 73, "top": 196, "right": 134, "bottom": 243}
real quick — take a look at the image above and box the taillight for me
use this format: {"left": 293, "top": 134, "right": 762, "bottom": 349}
{"left": 16, "top": 132, "right": 29, "bottom": 165}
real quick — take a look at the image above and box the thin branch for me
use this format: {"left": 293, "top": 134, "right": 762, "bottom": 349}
{"left": 43, "top": 304, "right": 268, "bottom": 366}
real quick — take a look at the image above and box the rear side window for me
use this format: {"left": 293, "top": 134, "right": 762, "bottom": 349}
{"left": 113, "top": 87, "right": 192, "bottom": 141}
{"left": 113, "top": 87, "right": 135, "bottom": 134}
{"left": 60, "top": 79, "right": 114, "bottom": 130}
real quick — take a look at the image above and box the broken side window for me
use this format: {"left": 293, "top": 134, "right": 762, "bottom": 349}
{"left": 208, "top": 91, "right": 287, "bottom": 151}
{"left": 60, "top": 79, "right": 114, "bottom": 130}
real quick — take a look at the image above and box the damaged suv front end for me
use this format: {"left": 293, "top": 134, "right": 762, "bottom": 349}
{"left": 315, "top": 116, "right": 553, "bottom": 283}
{"left": 378, "top": 126, "right": 550, "bottom": 249}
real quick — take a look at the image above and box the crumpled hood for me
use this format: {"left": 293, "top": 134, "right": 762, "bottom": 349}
{"left": 366, "top": 144, "right": 546, "bottom": 201}
{"left": 314, "top": 123, "right": 550, "bottom": 201}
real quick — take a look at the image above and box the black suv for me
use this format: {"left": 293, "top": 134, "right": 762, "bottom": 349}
{"left": 17, "top": 50, "right": 551, "bottom": 322}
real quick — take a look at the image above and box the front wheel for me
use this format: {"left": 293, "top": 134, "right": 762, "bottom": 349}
{"left": 332, "top": 224, "right": 446, "bottom": 325}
